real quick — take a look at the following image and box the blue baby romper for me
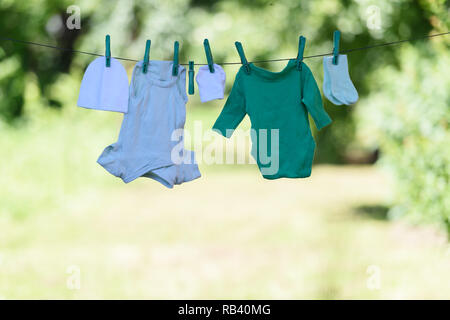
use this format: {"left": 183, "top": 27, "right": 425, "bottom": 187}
{"left": 97, "top": 60, "right": 201, "bottom": 188}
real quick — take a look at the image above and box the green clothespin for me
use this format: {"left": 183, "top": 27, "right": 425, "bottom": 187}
{"left": 203, "top": 39, "right": 215, "bottom": 73}
{"left": 172, "top": 41, "right": 179, "bottom": 76}
{"left": 235, "top": 41, "right": 250, "bottom": 74}
{"left": 188, "top": 61, "right": 195, "bottom": 95}
{"left": 105, "top": 35, "right": 111, "bottom": 67}
{"left": 296, "top": 36, "right": 306, "bottom": 70}
{"left": 142, "top": 39, "right": 151, "bottom": 74}
{"left": 332, "top": 30, "right": 340, "bottom": 65}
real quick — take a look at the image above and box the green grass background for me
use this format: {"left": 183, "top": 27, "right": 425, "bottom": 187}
{"left": 1, "top": 103, "right": 449, "bottom": 299}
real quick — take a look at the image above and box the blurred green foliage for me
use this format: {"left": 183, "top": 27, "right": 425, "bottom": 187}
{"left": 354, "top": 2, "right": 450, "bottom": 234}
{"left": 1, "top": 0, "right": 446, "bottom": 148}
{"left": 0, "top": 0, "right": 449, "bottom": 232}
{"left": 355, "top": 43, "right": 450, "bottom": 234}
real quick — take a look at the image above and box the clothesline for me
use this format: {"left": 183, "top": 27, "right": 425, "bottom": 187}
{"left": 0, "top": 32, "right": 448, "bottom": 66}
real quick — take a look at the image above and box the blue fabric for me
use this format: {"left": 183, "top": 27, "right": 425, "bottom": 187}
{"left": 97, "top": 60, "right": 201, "bottom": 188}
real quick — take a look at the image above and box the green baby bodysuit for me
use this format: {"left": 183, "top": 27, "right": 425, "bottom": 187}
{"left": 212, "top": 47, "right": 332, "bottom": 179}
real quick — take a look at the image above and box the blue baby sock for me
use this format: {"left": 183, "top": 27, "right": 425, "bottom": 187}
{"left": 323, "top": 54, "right": 358, "bottom": 105}
{"left": 323, "top": 58, "right": 343, "bottom": 105}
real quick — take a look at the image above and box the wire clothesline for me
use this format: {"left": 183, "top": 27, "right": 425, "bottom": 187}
{"left": 0, "top": 32, "right": 448, "bottom": 66}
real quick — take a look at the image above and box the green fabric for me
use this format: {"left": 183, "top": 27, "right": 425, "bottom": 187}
{"left": 212, "top": 59, "right": 332, "bottom": 179}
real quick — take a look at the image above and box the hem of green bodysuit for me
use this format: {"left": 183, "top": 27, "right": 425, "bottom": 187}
{"left": 261, "top": 170, "right": 312, "bottom": 180}
{"left": 260, "top": 137, "right": 316, "bottom": 180}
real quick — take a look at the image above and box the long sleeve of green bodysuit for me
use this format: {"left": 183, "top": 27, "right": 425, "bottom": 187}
{"left": 302, "top": 68, "right": 332, "bottom": 130}
{"left": 212, "top": 71, "right": 246, "bottom": 138}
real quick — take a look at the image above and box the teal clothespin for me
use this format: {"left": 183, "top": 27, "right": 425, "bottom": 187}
{"left": 297, "top": 36, "right": 306, "bottom": 70}
{"left": 105, "top": 35, "right": 111, "bottom": 67}
{"left": 203, "top": 39, "right": 215, "bottom": 73}
{"left": 235, "top": 41, "right": 250, "bottom": 74}
{"left": 172, "top": 41, "right": 179, "bottom": 76}
{"left": 332, "top": 30, "right": 340, "bottom": 65}
{"left": 142, "top": 39, "right": 151, "bottom": 73}
{"left": 188, "top": 61, "right": 195, "bottom": 95}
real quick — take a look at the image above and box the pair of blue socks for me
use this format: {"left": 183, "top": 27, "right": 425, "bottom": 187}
{"left": 323, "top": 54, "right": 358, "bottom": 105}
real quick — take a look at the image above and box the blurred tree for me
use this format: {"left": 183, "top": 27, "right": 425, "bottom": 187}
{"left": 0, "top": 1, "right": 89, "bottom": 120}
{"left": 355, "top": 44, "right": 450, "bottom": 235}
{"left": 1, "top": 0, "right": 449, "bottom": 235}
{"left": 354, "top": 0, "right": 449, "bottom": 234}
{"left": 0, "top": 0, "right": 448, "bottom": 165}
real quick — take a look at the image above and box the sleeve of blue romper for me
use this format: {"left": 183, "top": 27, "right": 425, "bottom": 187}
{"left": 212, "top": 71, "right": 246, "bottom": 138}
{"left": 302, "top": 67, "right": 332, "bottom": 130}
